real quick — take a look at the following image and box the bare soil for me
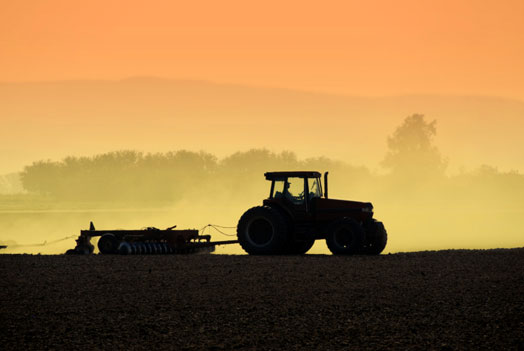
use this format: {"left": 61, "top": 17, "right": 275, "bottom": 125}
{"left": 1, "top": 249, "right": 523, "bottom": 350}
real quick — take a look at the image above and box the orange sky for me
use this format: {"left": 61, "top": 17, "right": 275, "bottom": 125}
{"left": 1, "top": 0, "right": 523, "bottom": 98}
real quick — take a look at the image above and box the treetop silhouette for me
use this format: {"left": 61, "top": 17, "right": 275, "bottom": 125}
{"left": 381, "top": 114, "right": 446, "bottom": 178}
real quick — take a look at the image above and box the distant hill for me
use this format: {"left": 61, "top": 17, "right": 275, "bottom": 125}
{"left": 1, "top": 77, "right": 523, "bottom": 173}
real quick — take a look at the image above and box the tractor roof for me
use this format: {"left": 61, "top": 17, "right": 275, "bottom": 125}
{"left": 264, "top": 171, "right": 321, "bottom": 180}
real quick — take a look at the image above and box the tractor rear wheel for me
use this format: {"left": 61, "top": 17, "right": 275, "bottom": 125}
{"left": 363, "top": 220, "right": 388, "bottom": 255}
{"left": 237, "top": 206, "right": 289, "bottom": 255}
{"left": 326, "top": 218, "right": 365, "bottom": 255}
{"left": 98, "top": 233, "right": 120, "bottom": 254}
{"left": 284, "top": 238, "right": 315, "bottom": 255}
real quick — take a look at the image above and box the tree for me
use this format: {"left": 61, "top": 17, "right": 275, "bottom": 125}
{"left": 382, "top": 114, "right": 446, "bottom": 178}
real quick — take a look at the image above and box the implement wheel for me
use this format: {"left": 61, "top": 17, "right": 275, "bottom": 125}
{"left": 237, "top": 206, "right": 289, "bottom": 255}
{"left": 98, "top": 234, "right": 120, "bottom": 254}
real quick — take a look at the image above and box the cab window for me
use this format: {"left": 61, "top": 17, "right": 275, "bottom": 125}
{"left": 308, "top": 177, "right": 322, "bottom": 199}
{"left": 272, "top": 180, "right": 285, "bottom": 197}
{"left": 287, "top": 178, "right": 305, "bottom": 203}
{"left": 273, "top": 177, "right": 305, "bottom": 205}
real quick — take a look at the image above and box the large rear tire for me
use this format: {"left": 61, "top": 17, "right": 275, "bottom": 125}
{"left": 363, "top": 220, "right": 388, "bottom": 255}
{"left": 283, "top": 238, "right": 315, "bottom": 255}
{"left": 326, "top": 218, "right": 365, "bottom": 255}
{"left": 237, "top": 206, "right": 289, "bottom": 255}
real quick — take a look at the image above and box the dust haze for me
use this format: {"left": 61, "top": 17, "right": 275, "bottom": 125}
{"left": 1, "top": 114, "right": 522, "bottom": 254}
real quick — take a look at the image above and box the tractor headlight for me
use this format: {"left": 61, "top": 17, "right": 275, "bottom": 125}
{"left": 362, "top": 207, "right": 373, "bottom": 213}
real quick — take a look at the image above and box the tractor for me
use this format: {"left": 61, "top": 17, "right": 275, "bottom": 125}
{"left": 237, "top": 171, "right": 387, "bottom": 255}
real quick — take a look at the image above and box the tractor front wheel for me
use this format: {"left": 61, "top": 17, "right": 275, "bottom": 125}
{"left": 326, "top": 218, "right": 365, "bottom": 255}
{"left": 363, "top": 220, "right": 388, "bottom": 255}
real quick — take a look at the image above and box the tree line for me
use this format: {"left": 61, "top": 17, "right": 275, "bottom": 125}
{"left": 19, "top": 115, "right": 524, "bottom": 206}
{"left": 20, "top": 149, "right": 370, "bottom": 202}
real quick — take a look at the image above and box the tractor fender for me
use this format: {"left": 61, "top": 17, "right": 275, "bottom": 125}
{"left": 262, "top": 199, "right": 296, "bottom": 222}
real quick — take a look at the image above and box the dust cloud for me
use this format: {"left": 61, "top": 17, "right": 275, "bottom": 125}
{"left": 1, "top": 115, "right": 522, "bottom": 254}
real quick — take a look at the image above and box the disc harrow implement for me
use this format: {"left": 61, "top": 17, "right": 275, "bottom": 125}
{"left": 66, "top": 222, "right": 237, "bottom": 255}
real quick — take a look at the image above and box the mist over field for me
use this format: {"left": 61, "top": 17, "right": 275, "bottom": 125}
{"left": 1, "top": 114, "right": 523, "bottom": 255}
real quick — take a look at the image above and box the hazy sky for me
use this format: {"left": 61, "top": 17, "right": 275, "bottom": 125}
{"left": 1, "top": 0, "right": 523, "bottom": 99}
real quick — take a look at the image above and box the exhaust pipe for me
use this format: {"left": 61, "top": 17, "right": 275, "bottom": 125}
{"left": 324, "top": 171, "right": 329, "bottom": 199}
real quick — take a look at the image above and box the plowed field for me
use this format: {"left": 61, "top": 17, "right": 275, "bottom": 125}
{"left": 1, "top": 249, "right": 522, "bottom": 350}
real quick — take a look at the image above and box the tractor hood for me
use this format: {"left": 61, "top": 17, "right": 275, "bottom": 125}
{"left": 312, "top": 197, "right": 374, "bottom": 221}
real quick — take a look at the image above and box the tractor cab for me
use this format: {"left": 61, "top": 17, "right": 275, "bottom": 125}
{"left": 263, "top": 171, "right": 373, "bottom": 223}
{"left": 265, "top": 171, "right": 323, "bottom": 214}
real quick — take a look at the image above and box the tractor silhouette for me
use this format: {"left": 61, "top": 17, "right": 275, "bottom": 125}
{"left": 237, "top": 171, "right": 387, "bottom": 255}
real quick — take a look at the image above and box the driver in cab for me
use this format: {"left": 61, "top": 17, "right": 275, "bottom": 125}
{"left": 275, "top": 181, "right": 302, "bottom": 204}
